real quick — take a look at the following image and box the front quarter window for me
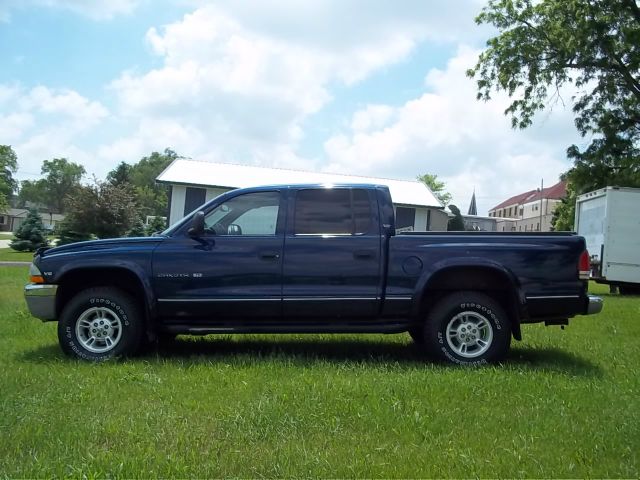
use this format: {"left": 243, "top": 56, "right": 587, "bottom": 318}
{"left": 204, "top": 191, "right": 280, "bottom": 236}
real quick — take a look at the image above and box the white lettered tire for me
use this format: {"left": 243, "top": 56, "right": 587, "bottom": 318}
{"left": 57, "top": 287, "right": 144, "bottom": 361}
{"left": 423, "top": 291, "right": 511, "bottom": 365}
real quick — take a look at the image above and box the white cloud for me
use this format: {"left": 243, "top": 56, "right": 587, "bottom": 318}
{"left": 322, "top": 47, "right": 580, "bottom": 214}
{"left": 0, "top": 0, "right": 142, "bottom": 20}
{"left": 0, "top": 85, "right": 109, "bottom": 178}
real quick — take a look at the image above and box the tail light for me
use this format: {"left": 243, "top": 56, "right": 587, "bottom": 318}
{"left": 579, "top": 250, "right": 590, "bottom": 280}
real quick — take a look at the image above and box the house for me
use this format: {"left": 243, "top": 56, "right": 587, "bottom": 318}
{"left": 0, "top": 208, "right": 65, "bottom": 233}
{"left": 156, "top": 159, "right": 450, "bottom": 232}
{"left": 488, "top": 181, "right": 566, "bottom": 232}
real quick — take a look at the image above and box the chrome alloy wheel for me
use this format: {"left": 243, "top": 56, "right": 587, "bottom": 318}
{"left": 75, "top": 307, "right": 123, "bottom": 353}
{"left": 445, "top": 311, "right": 493, "bottom": 358}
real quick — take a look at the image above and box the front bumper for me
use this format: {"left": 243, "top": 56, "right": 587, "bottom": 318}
{"left": 587, "top": 295, "right": 603, "bottom": 315}
{"left": 24, "top": 284, "right": 58, "bottom": 321}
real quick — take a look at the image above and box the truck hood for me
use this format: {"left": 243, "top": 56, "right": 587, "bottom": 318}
{"left": 40, "top": 236, "right": 165, "bottom": 258}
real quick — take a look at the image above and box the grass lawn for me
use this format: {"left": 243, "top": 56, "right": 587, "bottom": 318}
{"left": 0, "top": 268, "right": 638, "bottom": 478}
{"left": 0, "top": 248, "right": 33, "bottom": 262}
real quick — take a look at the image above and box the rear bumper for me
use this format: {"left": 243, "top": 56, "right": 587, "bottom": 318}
{"left": 586, "top": 295, "right": 603, "bottom": 315}
{"left": 24, "top": 284, "right": 58, "bottom": 321}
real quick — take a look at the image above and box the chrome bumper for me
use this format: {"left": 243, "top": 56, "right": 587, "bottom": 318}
{"left": 24, "top": 284, "right": 58, "bottom": 321}
{"left": 587, "top": 295, "right": 603, "bottom": 315}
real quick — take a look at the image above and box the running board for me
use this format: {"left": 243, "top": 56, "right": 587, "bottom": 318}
{"left": 161, "top": 321, "right": 412, "bottom": 335}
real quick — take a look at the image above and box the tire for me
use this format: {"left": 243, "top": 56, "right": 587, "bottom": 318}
{"left": 619, "top": 285, "right": 640, "bottom": 295}
{"left": 422, "top": 291, "right": 511, "bottom": 365}
{"left": 408, "top": 326, "right": 425, "bottom": 344}
{"left": 57, "top": 287, "right": 144, "bottom": 361}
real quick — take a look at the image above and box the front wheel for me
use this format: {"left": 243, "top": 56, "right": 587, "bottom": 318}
{"left": 422, "top": 291, "right": 511, "bottom": 365}
{"left": 58, "top": 287, "right": 144, "bottom": 361}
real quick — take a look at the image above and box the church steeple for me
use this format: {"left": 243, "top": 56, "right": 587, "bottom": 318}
{"left": 467, "top": 189, "right": 477, "bottom": 215}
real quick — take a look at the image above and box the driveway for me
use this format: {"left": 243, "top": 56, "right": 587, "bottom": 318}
{"left": 0, "top": 239, "right": 11, "bottom": 248}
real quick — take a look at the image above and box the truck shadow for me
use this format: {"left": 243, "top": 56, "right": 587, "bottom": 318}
{"left": 20, "top": 338, "right": 602, "bottom": 377}
{"left": 146, "top": 337, "right": 602, "bottom": 377}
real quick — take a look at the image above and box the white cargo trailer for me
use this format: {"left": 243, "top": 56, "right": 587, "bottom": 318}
{"left": 575, "top": 186, "right": 640, "bottom": 294}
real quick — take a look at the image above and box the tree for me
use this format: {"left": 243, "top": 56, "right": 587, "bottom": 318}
{"left": 18, "top": 158, "right": 85, "bottom": 213}
{"left": 106, "top": 148, "right": 180, "bottom": 218}
{"left": 126, "top": 218, "right": 147, "bottom": 237}
{"left": 0, "top": 145, "right": 18, "bottom": 213}
{"left": 447, "top": 205, "right": 466, "bottom": 231}
{"left": 10, "top": 209, "right": 49, "bottom": 251}
{"left": 62, "top": 179, "right": 139, "bottom": 240}
{"left": 107, "top": 161, "right": 132, "bottom": 187}
{"left": 468, "top": 0, "right": 640, "bottom": 229}
{"left": 417, "top": 173, "right": 452, "bottom": 206}
{"left": 145, "top": 216, "right": 167, "bottom": 236}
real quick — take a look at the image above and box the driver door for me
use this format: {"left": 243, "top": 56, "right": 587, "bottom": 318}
{"left": 152, "top": 190, "right": 285, "bottom": 323}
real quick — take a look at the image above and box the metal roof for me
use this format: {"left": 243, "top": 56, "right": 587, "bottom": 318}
{"left": 157, "top": 159, "right": 443, "bottom": 208}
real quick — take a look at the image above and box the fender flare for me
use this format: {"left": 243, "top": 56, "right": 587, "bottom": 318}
{"left": 54, "top": 261, "right": 157, "bottom": 321}
{"left": 411, "top": 257, "right": 526, "bottom": 340}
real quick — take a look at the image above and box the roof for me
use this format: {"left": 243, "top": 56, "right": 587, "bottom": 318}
{"left": 7, "top": 208, "right": 65, "bottom": 220}
{"left": 490, "top": 181, "right": 566, "bottom": 211}
{"left": 157, "top": 159, "right": 443, "bottom": 208}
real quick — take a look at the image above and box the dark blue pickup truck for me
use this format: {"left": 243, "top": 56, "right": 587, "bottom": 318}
{"left": 24, "top": 184, "right": 602, "bottom": 365}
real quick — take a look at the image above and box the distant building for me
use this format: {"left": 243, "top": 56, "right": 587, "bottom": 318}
{"left": 488, "top": 181, "right": 566, "bottom": 232}
{"left": 467, "top": 190, "right": 477, "bottom": 215}
{"left": 156, "top": 159, "right": 450, "bottom": 232}
{"left": 0, "top": 208, "right": 65, "bottom": 233}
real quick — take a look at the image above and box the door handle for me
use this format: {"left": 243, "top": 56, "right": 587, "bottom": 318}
{"left": 353, "top": 250, "right": 375, "bottom": 259}
{"left": 259, "top": 251, "right": 280, "bottom": 260}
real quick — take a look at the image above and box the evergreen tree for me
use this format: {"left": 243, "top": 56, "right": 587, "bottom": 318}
{"left": 145, "top": 216, "right": 167, "bottom": 236}
{"left": 56, "top": 219, "right": 93, "bottom": 246}
{"left": 10, "top": 209, "right": 49, "bottom": 251}
{"left": 447, "top": 205, "right": 466, "bottom": 231}
{"left": 126, "top": 218, "right": 147, "bottom": 237}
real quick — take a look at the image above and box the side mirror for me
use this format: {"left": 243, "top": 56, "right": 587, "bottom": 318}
{"left": 227, "top": 224, "right": 242, "bottom": 235}
{"left": 188, "top": 211, "right": 205, "bottom": 237}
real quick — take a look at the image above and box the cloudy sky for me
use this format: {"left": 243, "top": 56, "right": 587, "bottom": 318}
{"left": 0, "top": 0, "right": 587, "bottom": 214}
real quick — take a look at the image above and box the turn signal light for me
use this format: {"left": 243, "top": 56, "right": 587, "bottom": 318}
{"left": 579, "top": 250, "right": 590, "bottom": 280}
{"left": 30, "top": 275, "right": 45, "bottom": 284}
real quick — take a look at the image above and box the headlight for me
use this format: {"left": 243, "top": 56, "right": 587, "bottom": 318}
{"left": 29, "top": 263, "right": 45, "bottom": 284}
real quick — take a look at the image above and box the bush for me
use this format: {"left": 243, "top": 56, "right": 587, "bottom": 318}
{"left": 56, "top": 219, "right": 93, "bottom": 246}
{"left": 9, "top": 209, "right": 49, "bottom": 251}
{"left": 126, "top": 218, "right": 147, "bottom": 237}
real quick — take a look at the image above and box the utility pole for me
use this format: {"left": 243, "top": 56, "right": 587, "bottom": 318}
{"left": 539, "top": 178, "right": 544, "bottom": 231}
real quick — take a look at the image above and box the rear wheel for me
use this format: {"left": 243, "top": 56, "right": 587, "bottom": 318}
{"left": 422, "top": 291, "right": 511, "bottom": 365}
{"left": 58, "top": 287, "right": 144, "bottom": 361}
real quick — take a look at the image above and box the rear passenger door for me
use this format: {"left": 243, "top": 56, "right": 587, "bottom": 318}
{"left": 282, "top": 187, "right": 382, "bottom": 320}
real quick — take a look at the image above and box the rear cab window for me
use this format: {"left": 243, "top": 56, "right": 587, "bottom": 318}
{"left": 294, "top": 188, "right": 372, "bottom": 235}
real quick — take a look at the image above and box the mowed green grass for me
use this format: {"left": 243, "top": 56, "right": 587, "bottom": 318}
{"left": 0, "top": 247, "right": 33, "bottom": 262}
{"left": 0, "top": 267, "right": 638, "bottom": 478}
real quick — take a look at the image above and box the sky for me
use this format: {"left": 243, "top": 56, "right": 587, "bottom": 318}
{"left": 0, "top": 0, "right": 588, "bottom": 215}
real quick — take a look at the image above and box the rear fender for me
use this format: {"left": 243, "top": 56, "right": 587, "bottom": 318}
{"left": 412, "top": 257, "right": 525, "bottom": 340}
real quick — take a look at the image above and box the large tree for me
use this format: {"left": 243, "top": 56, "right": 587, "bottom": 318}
{"left": 0, "top": 145, "right": 18, "bottom": 213}
{"left": 62, "top": 180, "right": 139, "bottom": 240}
{"left": 106, "top": 148, "right": 179, "bottom": 219}
{"left": 417, "top": 173, "right": 452, "bottom": 206}
{"left": 18, "top": 158, "right": 85, "bottom": 213}
{"left": 468, "top": 0, "right": 640, "bottom": 230}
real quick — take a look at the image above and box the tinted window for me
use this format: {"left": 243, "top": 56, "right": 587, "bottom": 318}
{"left": 204, "top": 191, "right": 280, "bottom": 235}
{"left": 294, "top": 188, "right": 372, "bottom": 235}
{"left": 353, "top": 189, "right": 371, "bottom": 234}
{"left": 184, "top": 187, "right": 206, "bottom": 216}
{"left": 395, "top": 206, "right": 415, "bottom": 230}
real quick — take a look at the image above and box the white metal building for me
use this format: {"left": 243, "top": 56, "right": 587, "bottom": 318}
{"left": 156, "top": 159, "right": 448, "bottom": 231}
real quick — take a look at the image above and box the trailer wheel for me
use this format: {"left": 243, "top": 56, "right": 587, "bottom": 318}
{"left": 423, "top": 291, "right": 511, "bottom": 365}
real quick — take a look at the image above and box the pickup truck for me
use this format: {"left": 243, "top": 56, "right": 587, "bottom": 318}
{"left": 24, "top": 184, "right": 603, "bottom": 365}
